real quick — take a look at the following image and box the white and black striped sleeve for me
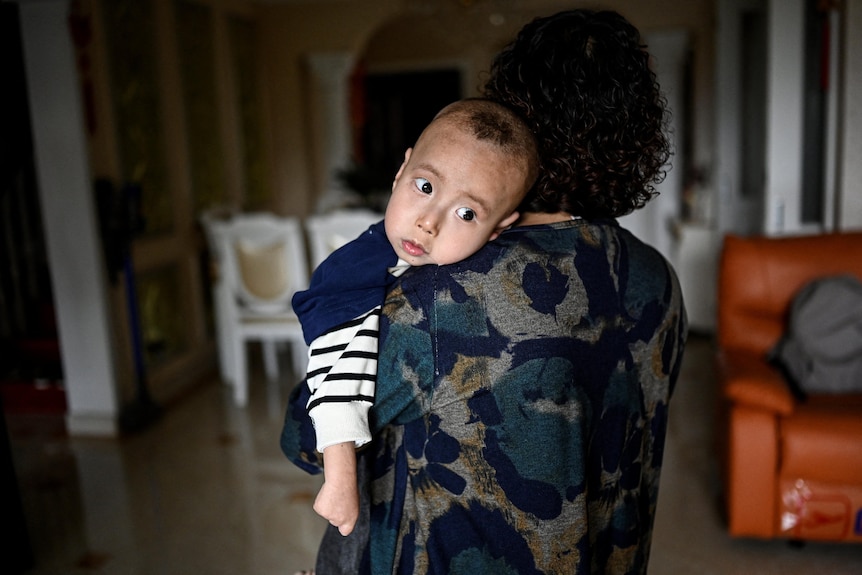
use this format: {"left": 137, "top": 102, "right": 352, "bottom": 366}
{"left": 304, "top": 306, "right": 381, "bottom": 451}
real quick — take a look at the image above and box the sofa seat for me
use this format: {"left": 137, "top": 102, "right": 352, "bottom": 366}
{"left": 782, "top": 399, "right": 862, "bottom": 483}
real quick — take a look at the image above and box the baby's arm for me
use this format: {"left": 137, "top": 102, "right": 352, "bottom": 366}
{"left": 305, "top": 307, "right": 379, "bottom": 448}
{"left": 304, "top": 308, "right": 380, "bottom": 534}
{"left": 314, "top": 441, "right": 359, "bottom": 536}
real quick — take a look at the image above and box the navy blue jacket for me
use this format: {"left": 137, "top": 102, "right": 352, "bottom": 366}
{"left": 292, "top": 221, "right": 399, "bottom": 345}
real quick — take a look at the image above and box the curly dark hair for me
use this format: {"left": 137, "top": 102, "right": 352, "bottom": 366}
{"left": 483, "top": 10, "right": 672, "bottom": 219}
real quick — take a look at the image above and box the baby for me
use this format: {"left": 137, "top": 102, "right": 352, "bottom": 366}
{"left": 292, "top": 97, "right": 538, "bottom": 536}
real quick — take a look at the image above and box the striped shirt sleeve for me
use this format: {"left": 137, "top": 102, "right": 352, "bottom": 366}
{"left": 304, "top": 306, "right": 381, "bottom": 451}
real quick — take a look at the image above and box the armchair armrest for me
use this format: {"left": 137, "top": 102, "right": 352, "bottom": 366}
{"left": 718, "top": 348, "right": 791, "bottom": 538}
{"left": 717, "top": 349, "right": 796, "bottom": 416}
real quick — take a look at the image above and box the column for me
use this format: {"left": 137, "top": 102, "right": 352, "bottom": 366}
{"left": 19, "top": 0, "right": 120, "bottom": 435}
{"left": 306, "top": 51, "right": 356, "bottom": 213}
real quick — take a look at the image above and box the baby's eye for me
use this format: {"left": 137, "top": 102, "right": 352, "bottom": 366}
{"left": 414, "top": 178, "right": 432, "bottom": 195}
{"left": 456, "top": 207, "right": 476, "bottom": 221}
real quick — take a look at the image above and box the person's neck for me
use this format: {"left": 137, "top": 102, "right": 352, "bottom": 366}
{"left": 516, "top": 211, "right": 576, "bottom": 226}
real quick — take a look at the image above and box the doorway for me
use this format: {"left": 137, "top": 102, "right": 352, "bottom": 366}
{"left": 355, "top": 68, "right": 462, "bottom": 193}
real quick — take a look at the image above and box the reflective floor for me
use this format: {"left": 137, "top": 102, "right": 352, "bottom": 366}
{"left": 6, "top": 335, "right": 862, "bottom": 574}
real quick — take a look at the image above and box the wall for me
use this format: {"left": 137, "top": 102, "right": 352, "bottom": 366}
{"left": 20, "top": 0, "right": 272, "bottom": 434}
{"left": 258, "top": 0, "right": 716, "bottom": 219}
{"left": 256, "top": 0, "right": 401, "bottom": 216}
{"left": 83, "top": 0, "right": 264, "bottom": 422}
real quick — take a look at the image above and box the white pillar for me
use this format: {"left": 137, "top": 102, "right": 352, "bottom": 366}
{"left": 19, "top": 0, "right": 119, "bottom": 435}
{"left": 839, "top": 0, "right": 862, "bottom": 230}
{"left": 306, "top": 52, "right": 356, "bottom": 213}
{"left": 764, "top": 0, "right": 805, "bottom": 234}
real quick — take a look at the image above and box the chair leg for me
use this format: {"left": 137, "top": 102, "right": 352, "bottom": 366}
{"left": 262, "top": 340, "right": 279, "bottom": 381}
{"left": 290, "top": 341, "right": 308, "bottom": 382}
{"left": 214, "top": 284, "right": 234, "bottom": 385}
{"left": 233, "top": 336, "right": 248, "bottom": 407}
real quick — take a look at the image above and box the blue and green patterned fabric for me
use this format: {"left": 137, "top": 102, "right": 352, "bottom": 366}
{"left": 282, "top": 219, "right": 687, "bottom": 575}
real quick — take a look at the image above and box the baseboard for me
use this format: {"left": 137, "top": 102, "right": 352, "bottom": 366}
{"left": 66, "top": 411, "right": 119, "bottom": 437}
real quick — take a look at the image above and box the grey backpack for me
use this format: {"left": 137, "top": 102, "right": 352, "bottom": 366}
{"left": 769, "top": 274, "right": 862, "bottom": 398}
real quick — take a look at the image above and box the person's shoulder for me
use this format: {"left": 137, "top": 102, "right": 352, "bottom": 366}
{"left": 497, "top": 218, "right": 612, "bottom": 252}
{"left": 515, "top": 218, "right": 676, "bottom": 275}
{"left": 612, "top": 222, "right": 674, "bottom": 266}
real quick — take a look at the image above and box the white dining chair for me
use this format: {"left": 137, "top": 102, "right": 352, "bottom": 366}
{"left": 199, "top": 208, "right": 237, "bottom": 388}
{"left": 304, "top": 208, "right": 383, "bottom": 271}
{"left": 216, "top": 213, "right": 308, "bottom": 407}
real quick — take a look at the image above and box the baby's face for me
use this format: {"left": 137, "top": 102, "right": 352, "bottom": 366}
{"left": 384, "top": 121, "right": 527, "bottom": 266}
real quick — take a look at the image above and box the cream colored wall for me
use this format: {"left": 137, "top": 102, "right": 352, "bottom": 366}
{"left": 256, "top": 1, "right": 401, "bottom": 216}
{"left": 256, "top": 0, "right": 715, "bottom": 218}
{"left": 84, "top": 0, "right": 263, "bottom": 411}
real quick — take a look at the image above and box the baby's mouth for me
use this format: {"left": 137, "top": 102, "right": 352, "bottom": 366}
{"left": 401, "top": 239, "right": 426, "bottom": 257}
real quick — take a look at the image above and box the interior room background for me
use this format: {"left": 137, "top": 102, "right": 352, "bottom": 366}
{"left": 2, "top": 0, "right": 861, "bottom": 437}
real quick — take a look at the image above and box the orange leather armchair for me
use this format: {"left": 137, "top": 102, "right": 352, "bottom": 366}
{"left": 717, "top": 232, "right": 862, "bottom": 542}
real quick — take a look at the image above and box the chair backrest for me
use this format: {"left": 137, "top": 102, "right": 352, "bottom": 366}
{"left": 305, "top": 209, "right": 383, "bottom": 271}
{"left": 199, "top": 207, "right": 237, "bottom": 271}
{"left": 217, "top": 213, "right": 308, "bottom": 314}
{"left": 717, "top": 232, "right": 862, "bottom": 356}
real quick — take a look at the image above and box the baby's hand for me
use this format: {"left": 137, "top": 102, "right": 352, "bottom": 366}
{"left": 314, "top": 441, "right": 359, "bottom": 536}
{"left": 313, "top": 478, "right": 359, "bottom": 536}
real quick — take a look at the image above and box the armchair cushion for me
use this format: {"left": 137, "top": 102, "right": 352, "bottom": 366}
{"left": 782, "top": 398, "right": 862, "bottom": 483}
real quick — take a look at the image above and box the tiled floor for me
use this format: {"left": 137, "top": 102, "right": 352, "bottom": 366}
{"left": 649, "top": 336, "right": 862, "bottom": 574}
{"left": 6, "top": 335, "right": 862, "bottom": 574}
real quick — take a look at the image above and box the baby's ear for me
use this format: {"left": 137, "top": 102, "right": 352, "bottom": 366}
{"left": 392, "top": 148, "right": 412, "bottom": 190}
{"left": 489, "top": 211, "right": 520, "bottom": 241}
